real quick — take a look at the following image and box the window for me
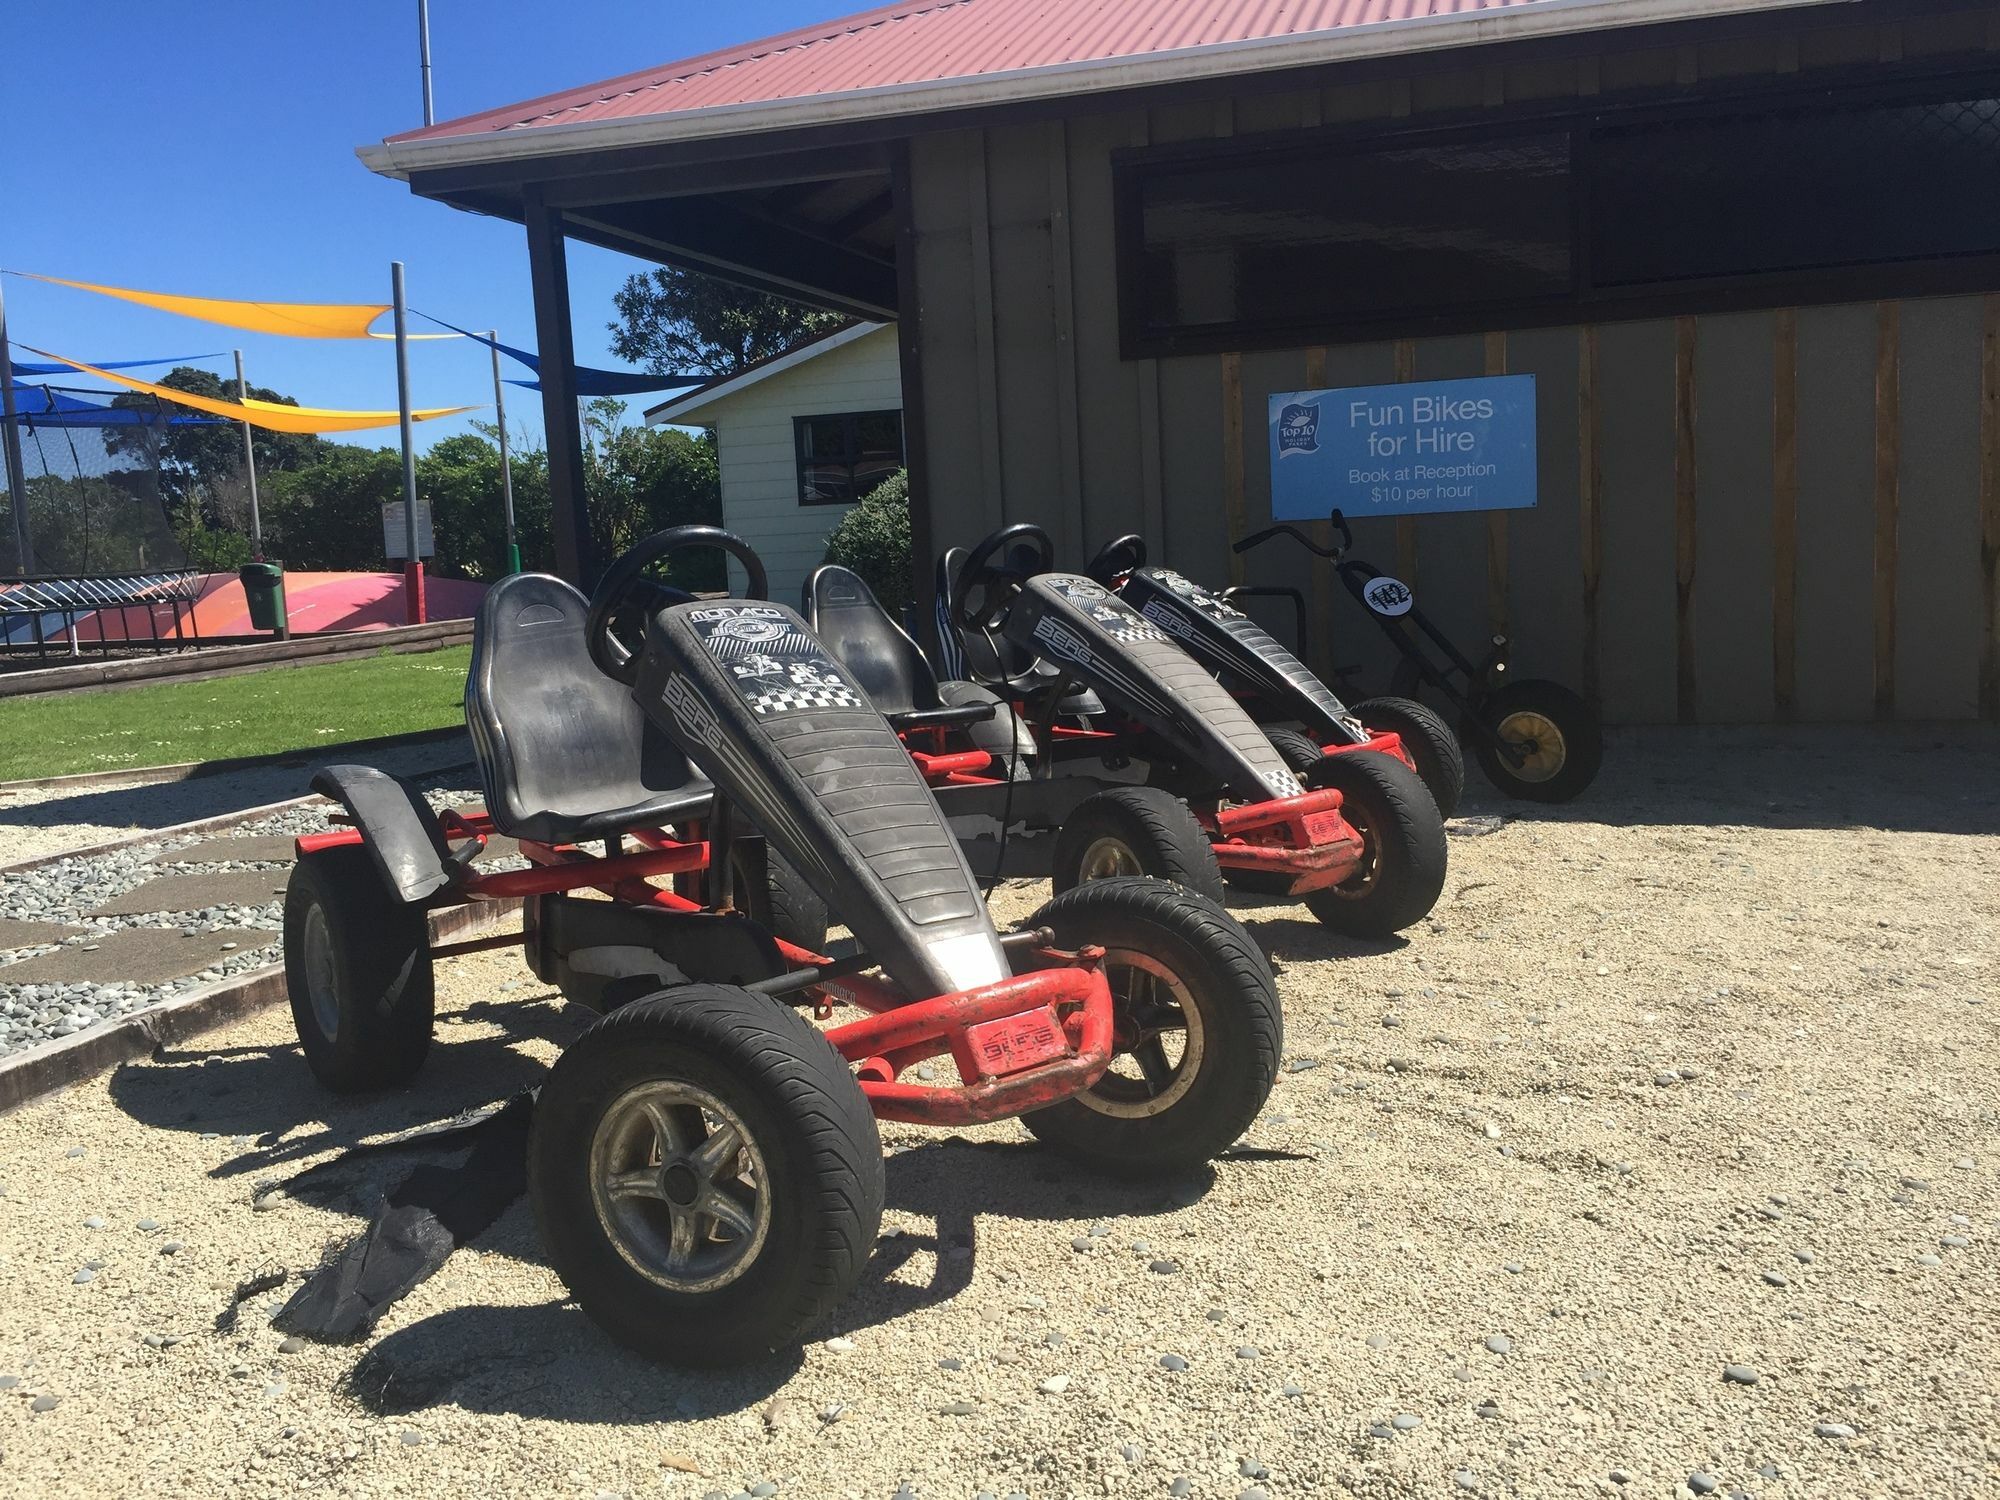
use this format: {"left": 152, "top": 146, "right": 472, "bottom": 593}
{"left": 794, "top": 410, "right": 904, "bottom": 505}
{"left": 1116, "top": 72, "right": 2000, "bottom": 355}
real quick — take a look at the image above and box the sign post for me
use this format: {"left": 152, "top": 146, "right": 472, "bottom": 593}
{"left": 391, "top": 261, "right": 426, "bottom": 623}
{"left": 1268, "top": 374, "right": 1538, "bottom": 521}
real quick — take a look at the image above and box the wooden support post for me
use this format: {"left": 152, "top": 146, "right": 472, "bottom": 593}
{"left": 1393, "top": 339, "right": 1417, "bottom": 587}
{"left": 1773, "top": 310, "right": 1799, "bottom": 721}
{"left": 1981, "top": 296, "right": 2000, "bottom": 721}
{"left": 1484, "top": 331, "right": 1509, "bottom": 642}
{"left": 523, "top": 185, "right": 592, "bottom": 587}
{"left": 1674, "top": 316, "right": 1698, "bottom": 724}
{"left": 1221, "top": 352, "right": 1246, "bottom": 585}
{"left": 1579, "top": 327, "right": 1602, "bottom": 703}
{"left": 1873, "top": 301, "right": 1901, "bottom": 721}
{"left": 892, "top": 141, "right": 939, "bottom": 653}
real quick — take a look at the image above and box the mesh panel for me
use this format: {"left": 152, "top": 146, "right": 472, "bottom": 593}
{"left": 2, "top": 386, "right": 193, "bottom": 577}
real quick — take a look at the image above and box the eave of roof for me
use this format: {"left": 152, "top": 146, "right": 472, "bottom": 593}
{"left": 644, "top": 321, "right": 888, "bottom": 426}
{"left": 360, "top": 0, "right": 1835, "bottom": 180}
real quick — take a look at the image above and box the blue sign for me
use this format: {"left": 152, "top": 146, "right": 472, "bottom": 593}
{"left": 1268, "top": 373, "right": 1538, "bottom": 520}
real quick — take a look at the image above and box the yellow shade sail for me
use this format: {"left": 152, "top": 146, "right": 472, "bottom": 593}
{"left": 20, "top": 348, "right": 476, "bottom": 434}
{"left": 17, "top": 272, "right": 390, "bottom": 340}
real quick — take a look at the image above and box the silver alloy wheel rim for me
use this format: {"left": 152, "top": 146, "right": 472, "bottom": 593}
{"left": 1076, "top": 948, "right": 1204, "bottom": 1118}
{"left": 1496, "top": 709, "right": 1566, "bottom": 782}
{"left": 302, "top": 903, "right": 340, "bottom": 1041}
{"left": 588, "top": 1081, "right": 772, "bottom": 1293}
{"left": 1077, "top": 834, "right": 1142, "bottom": 882}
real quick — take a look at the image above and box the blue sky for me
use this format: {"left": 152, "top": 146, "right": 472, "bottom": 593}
{"left": 5, "top": 1, "right": 839, "bottom": 450}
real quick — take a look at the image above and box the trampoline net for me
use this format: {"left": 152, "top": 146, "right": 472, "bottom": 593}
{"left": 2, "top": 384, "right": 197, "bottom": 579}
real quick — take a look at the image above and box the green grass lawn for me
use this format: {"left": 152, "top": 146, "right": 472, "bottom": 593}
{"left": 0, "top": 645, "right": 472, "bottom": 781}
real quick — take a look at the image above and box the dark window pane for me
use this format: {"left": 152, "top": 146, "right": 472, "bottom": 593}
{"left": 1137, "top": 133, "right": 1572, "bottom": 335}
{"left": 855, "top": 410, "right": 903, "bottom": 457}
{"left": 800, "top": 462, "right": 856, "bottom": 504}
{"left": 800, "top": 416, "right": 852, "bottom": 461}
{"left": 1591, "top": 94, "right": 2000, "bottom": 285}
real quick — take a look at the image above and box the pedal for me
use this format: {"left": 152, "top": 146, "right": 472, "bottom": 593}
{"left": 962, "top": 1006, "right": 1070, "bottom": 1080}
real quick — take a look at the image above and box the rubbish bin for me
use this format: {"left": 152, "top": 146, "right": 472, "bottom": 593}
{"left": 238, "top": 561, "right": 288, "bottom": 636}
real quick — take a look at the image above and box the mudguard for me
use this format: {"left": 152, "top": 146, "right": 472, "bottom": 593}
{"left": 1000, "top": 573, "right": 1303, "bottom": 804}
{"left": 632, "top": 599, "right": 1009, "bottom": 999}
{"left": 1117, "top": 566, "right": 1368, "bottom": 744}
{"left": 307, "top": 765, "right": 457, "bottom": 904}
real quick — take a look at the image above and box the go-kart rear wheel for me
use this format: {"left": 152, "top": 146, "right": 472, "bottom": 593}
{"left": 733, "top": 843, "right": 829, "bottom": 953}
{"left": 1350, "top": 695, "right": 1466, "bottom": 817}
{"left": 1052, "top": 787, "right": 1224, "bottom": 905}
{"left": 1224, "top": 729, "right": 1325, "bottom": 896}
{"left": 1470, "top": 680, "right": 1602, "bottom": 803}
{"left": 283, "top": 844, "right": 434, "bottom": 1092}
{"left": 1018, "top": 878, "right": 1280, "bottom": 1177}
{"left": 1299, "top": 750, "right": 1447, "bottom": 938}
{"left": 529, "top": 985, "right": 883, "bottom": 1365}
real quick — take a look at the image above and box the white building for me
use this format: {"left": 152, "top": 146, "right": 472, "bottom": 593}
{"left": 646, "top": 322, "right": 904, "bottom": 609}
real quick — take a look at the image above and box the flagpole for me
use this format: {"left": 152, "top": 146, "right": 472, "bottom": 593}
{"left": 233, "top": 349, "right": 263, "bottom": 561}
{"left": 392, "top": 262, "right": 426, "bottom": 624}
{"left": 0, "top": 280, "right": 35, "bottom": 574}
{"left": 490, "top": 330, "right": 519, "bottom": 573}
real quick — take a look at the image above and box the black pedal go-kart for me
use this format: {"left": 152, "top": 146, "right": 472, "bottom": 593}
{"left": 1079, "top": 532, "right": 1465, "bottom": 818}
{"left": 281, "top": 527, "right": 1281, "bottom": 1365}
{"left": 1233, "top": 509, "right": 1603, "bottom": 803}
{"left": 896, "top": 522, "right": 1447, "bottom": 938}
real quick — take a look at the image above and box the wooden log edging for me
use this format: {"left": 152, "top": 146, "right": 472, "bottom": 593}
{"left": 0, "top": 898, "right": 523, "bottom": 1117}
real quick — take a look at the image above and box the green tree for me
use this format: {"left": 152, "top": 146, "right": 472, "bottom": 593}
{"left": 821, "top": 469, "right": 912, "bottom": 614}
{"left": 609, "top": 266, "right": 845, "bottom": 376}
{"left": 418, "top": 425, "right": 552, "bottom": 580}
{"left": 261, "top": 446, "right": 403, "bottom": 569}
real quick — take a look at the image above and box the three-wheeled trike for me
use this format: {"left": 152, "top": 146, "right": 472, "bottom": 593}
{"left": 282, "top": 528, "right": 1281, "bottom": 1365}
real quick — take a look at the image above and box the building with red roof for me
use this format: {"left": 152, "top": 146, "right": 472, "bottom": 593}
{"left": 366, "top": 0, "right": 2000, "bottom": 722}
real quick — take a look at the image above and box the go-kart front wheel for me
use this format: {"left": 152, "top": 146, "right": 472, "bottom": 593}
{"left": 1299, "top": 750, "right": 1447, "bottom": 938}
{"left": 1018, "top": 878, "right": 1280, "bottom": 1177}
{"left": 283, "top": 844, "right": 434, "bottom": 1092}
{"left": 1350, "top": 695, "right": 1465, "bottom": 817}
{"left": 528, "top": 985, "right": 883, "bottom": 1366}
{"left": 1051, "top": 787, "right": 1225, "bottom": 905}
{"left": 1471, "top": 679, "right": 1602, "bottom": 803}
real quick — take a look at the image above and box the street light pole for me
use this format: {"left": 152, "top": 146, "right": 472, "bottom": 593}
{"left": 234, "top": 349, "right": 263, "bottom": 560}
{"left": 490, "top": 331, "right": 518, "bottom": 573}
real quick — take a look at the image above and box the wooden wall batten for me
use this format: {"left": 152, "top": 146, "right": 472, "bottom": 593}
{"left": 1981, "top": 295, "right": 1999, "bottom": 719}
{"left": 1221, "top": 352, "right": 1247, "bottom": 585}
{"left": 1773, "top": 309, "right": 1800, "bottom": 720}
{"left": 1393, "top": 339, "right": 1418, "bottom": 587}
{"left": 1674, "top": 316, "right": 1699, "bottom": 724}
{"left": 1579, "top": 326, "right": 1602, "bottom": 703}
{"left": 1485, "top": 331, "right": 1510, "bottom": 641}
{"left": 1873, "top": 301, "right": 1901, "bottom": 720}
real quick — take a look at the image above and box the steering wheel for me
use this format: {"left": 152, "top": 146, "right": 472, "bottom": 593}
{"left": 952, "top": 523, "right": 1056, "bottom": 633}
{"left": 585, "top": 525, "right": 770, "bottom": 684}
{"left": 1084, "top": 533, "right": 1146, "bottom": 587}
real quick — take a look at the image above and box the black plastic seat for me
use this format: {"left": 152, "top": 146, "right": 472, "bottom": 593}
{"left": 934, "top": 546, "right": 1105, "bottom": 716}
{"left": 465, "top": 573, "right": 714, "bottom": 844}
{"left": 803, "top": 566, "right": 999, "bottom": 734}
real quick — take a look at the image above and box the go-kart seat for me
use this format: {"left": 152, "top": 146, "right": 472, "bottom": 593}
{"left": 935, "top": 546, "right": 1105, "bottom": 717}
{"left": 802, "top": 565, "right": 1003, "bottom": 735}
{"left": 465, "top": 573, "right": 715, "bottom": 844}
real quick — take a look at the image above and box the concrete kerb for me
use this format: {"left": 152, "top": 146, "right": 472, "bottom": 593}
{"left": 0, "top": 897, "right": 523, "bottom": 1116}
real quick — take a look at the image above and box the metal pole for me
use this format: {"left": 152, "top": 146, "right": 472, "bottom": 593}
{"left": 418, "top": 0, "right": 434, "bottom": 126}
{"left": 490, "top": 330, "right": 519, "bottom": 573}
{"left": 0, "top": 279, "right": 35, "bottom": 575}
{"left": 233, "top": 349, "right": 263, "bottom": 560}
{"left": 392, "top": 261, "right": 426, "bottom": 624}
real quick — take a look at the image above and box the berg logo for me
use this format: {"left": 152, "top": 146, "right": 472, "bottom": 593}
{"left": 1140, "top": 600, "right": 1197, "bottom": 640}
{"left": 1276, "top": 401, "right": 1321, "bottom": 457}
{"left": 660, "top": 674, "right": 722, "bottom": 749}
{"left": 1031, "top": 616, "right": 1093, "bottom": 667}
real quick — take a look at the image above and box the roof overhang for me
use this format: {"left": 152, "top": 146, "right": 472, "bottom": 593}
{"left": 359, "top": 0, "right": 1843, "bottom": 180}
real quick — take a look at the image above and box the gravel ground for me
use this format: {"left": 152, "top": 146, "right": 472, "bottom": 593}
{"left": 0, "top": 726, "right": 1994, "bottom": 1500}
{"left": 0, "top": 738, "right": 475, "bottom": 864}
{"left": 0, "top": 763, "right": 494, "bottom": 1055}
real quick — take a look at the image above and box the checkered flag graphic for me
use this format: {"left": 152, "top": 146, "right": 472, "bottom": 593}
{"left": 746, "top": 681, "right": 864, "bottom": 717}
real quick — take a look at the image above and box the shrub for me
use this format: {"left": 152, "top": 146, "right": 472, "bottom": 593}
{"left": 821, "top": 469, "right": 911, "bottom": 614}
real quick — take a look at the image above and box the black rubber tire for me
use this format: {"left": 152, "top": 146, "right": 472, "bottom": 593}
{"left": 1299, "top": 750, "right": 1448, "bottom": 937}
{"left": 1018, "top": 878, "right": 1281, "bottom": 1177}
{"left": 1051, "top": 786, "right": 1225, "bottom": 905}
{"left": 283, "top": 844, "right": 434, "bottom": 1092}
{"left": 1222, "top": 729, "right": 1326, "bottom": 896}
{"left": 529, "top": 985, "right": 884, "bottom": 1365}
{"left": 1351, "top": 695, "right": 1466, "bottom": 818}
{"left": 734, "top": 843, "right": 830, "bottom": 953}
{"left": 1470, "top": 679, "right": 1603, "bottom": 803}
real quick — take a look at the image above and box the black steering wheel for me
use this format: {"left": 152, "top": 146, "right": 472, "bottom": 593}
{"left": 952, "top": 523, "right": 1055, "bottom": 633}
{"left": 1084, "top": 533, "right": 1147, "bottom": 587}
{"left": 585, "top": 525, "right": 770, "bottom": 684}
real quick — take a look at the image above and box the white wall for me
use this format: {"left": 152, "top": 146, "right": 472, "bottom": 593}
{"left": 691, "top": 325, "right": 904, "bottom": 610}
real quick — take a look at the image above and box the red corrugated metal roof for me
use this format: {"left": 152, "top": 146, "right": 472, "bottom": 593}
{"left": 389, "top": 0, "right": 1545, "bottom": 144}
